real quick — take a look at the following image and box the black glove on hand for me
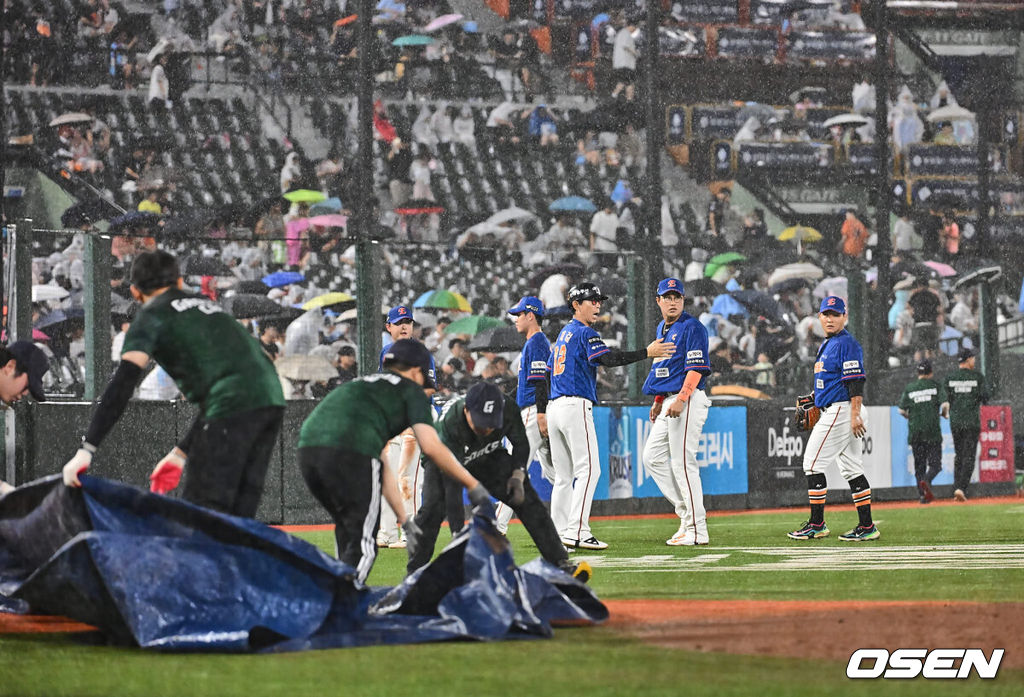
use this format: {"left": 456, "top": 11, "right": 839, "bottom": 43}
{"left": 466, "top": 482, "right": 495, "bottom": 518}
{"left": 506, "top": 470, "right": 526, "bottom": 507}
{"left": 401, "top": 518, "right": 421, "bottom": 559}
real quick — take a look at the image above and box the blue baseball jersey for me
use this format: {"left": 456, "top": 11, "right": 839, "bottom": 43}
{"left": 548, "top": 319, "right": 610, "bottom": 403}
{"left": 516, "top": 331, "right": 552, "bottom": 408}
{"left": 812, "top": 328, "right": 866, "bottom": 407}
{"left": 642, "top": 312, "right": 710, "bottom": 394}
{"left": 379, "top": 341, "right": 436, "bottom": 382}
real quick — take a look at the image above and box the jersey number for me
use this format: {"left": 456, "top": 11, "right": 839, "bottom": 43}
{"left": 552, "top": 345, "right": 567, "bottom": 375}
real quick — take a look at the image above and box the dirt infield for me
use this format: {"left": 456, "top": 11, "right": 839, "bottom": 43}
{"left": 605, "top": 599, "right": 1024, "bottom": 667}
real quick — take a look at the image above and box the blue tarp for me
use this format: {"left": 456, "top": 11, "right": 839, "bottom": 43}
{"left": 0, "top": 477, "right": 606, "bottom": 652}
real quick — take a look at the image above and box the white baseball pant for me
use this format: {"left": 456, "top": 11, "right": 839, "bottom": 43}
{"left": 802, "top": 401, "right": 867, "bottom": 480}
{"left": 495, "top": 405, "right": 554, "bottom": 533}
{"left": 641, "top": 390, "right": 711, "bottom": 542}
{"left": 546, "top": 396, "right": 599, "bottom": 543}
{"left": 377, "top": 432, "right": 422, "bottom": 545}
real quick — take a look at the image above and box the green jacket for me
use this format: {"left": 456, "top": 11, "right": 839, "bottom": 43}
{"left": 898, "top": 377, "right": 947, "bottom": 443}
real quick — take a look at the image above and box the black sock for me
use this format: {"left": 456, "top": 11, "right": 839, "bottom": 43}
{"left": 849, "top": 475, "right": 873, "bottom": 527}
{"left": 806, "top": 473, "right": 827, "bottom": 525}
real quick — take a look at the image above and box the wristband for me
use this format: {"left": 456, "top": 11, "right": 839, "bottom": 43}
{"left": 654, "top": 395, "right": 664, "bottom": 404}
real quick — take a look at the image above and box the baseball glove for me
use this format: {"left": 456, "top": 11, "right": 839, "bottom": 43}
{"left": 794, "top": 393, "right": 820, "bottom": 432}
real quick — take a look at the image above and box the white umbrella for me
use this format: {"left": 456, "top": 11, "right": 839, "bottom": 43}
{"left": 32, "top": 284, "right": 70, "bottom": 302}
{"left": 768, "top": 262, "right": 823, "bottom": 287}
{"left": 275, "top": 355, "right": 338, "bottom": 382}
{"left": 927, "top": 104, "right": 975, "bottom": 123}
{"left": 486, "top": 206, "right": 538, "bottom": 225}
{"left": 465, "top": 221, "right": 509, "bottom": 236}
{"left": 48, "top": 112, "right": 93, "bottom": 127}
{"left": 333, "top": 308, "right": 359, "bottom": 323}
{"left": 822, "top": 113, "right": 871, "bottom": 129}
{"left": 812, "top": 276, "right": 848, "bottom": 299}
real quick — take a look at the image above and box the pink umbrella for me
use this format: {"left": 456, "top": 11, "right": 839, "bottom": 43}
{"left": 423, "top": 13, "right": 463, "bottom": 32}
{"left": 924, "top": 260, "right": 957, "bottom": 277}
{"left": 285, "top": 218, "right": 311, "bottom": 267}
{"left": 308, "top": 214, "right": 348, "bottom": 228}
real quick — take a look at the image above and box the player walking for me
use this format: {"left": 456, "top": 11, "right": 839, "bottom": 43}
{"left": 788, "top": 296, "right": 880, "bottom": 541}
{"left": 898, "top": 359, "right": 949, "bottom": 504}
{"left": 408, "top": 381, "right": 589, "bottom": 581}
{"left": 495, "top": 296, "right": 552, "bottom": 535}
{"left": 298, "top": 339, "right": 492, "bottom": 585}
{"left": 641, "top": 278, "right": 712, "bottom": 545}
{"left": 548, "top": 282, "right": 674, "bottom": 550}
{"left": 62, "top": 251, "right": 286, "bottom": 518}
{"left": 943, "top": 347, "right": 989, "bottom": 501}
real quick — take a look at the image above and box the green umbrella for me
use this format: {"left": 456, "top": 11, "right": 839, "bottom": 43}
{"left": 413, "top": 289, "right": 472, "bottom": 312}
{"left": 283, "top": 189, "right": 327, "bottom": 204}
{"left": 444, "top": 315, "right": 506, "bottom": 336}
{"left": 708, "top": 251, "right": 747, "bottom": 266}
{"left": 392, "top": 34, "right": 434, "bottom": 47}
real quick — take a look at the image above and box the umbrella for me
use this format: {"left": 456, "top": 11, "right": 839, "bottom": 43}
{"left": 183, "top": 255, "right": 232, "bottom": 276}
{"left": 309, "top": 197, "right": 342, "bottom": 215}
{"left": 32, "top": 285, "right": 70, "bottom": 303}
{"left": 730, "top": 290, "right": 784, "bottom": 322}
{"left": 464, "top": 221, "right": 509, "bottom": 237}
{"left": 486, "top": 206, "right": 537, "bottom": 225}
{"left": 927, "top": 105, "right": 976, "bottom": 123}
{"left": 682, "top": 278, "right": 725, "bottom": 297}
{"left": 302, "top": 292, "right": 356, "bottom": 311}
{"left": 768, "top": 262, "right": 823, "bottom": 287}
{"left": 162, "top": 210, "right": 217, "bottom": 240}
{"left": 262, "top": 271, "right": 305, "bottom": 288}
{"left": 893, "top": 277, "right": 916, "bottom": 290}
{"left": 395, "top": 198, "right": 444, "bottom": 215}
{"left": 413, "top": 289, "right": 472, "bottom": 312}
{"left": 549, "top": 196, "right": 597, "bottom": 214}
{"left": 444, "top": 315, "right": 506, "bottom": 336}
{"left": 334, "top": 14, "right": 357, "bottom": 26}
{"left": 710, "top": 293, "right": 747, "bottom": 318}
{"left": 307, "top": 214, "right": 348, "bottom": 228}
{"left": 60, "top": 200, "right": 112, "bottom": 228}
{"left": 769, "top": 277, "right": 813, "bottom": 293}
{"left": 220, "top": 294, "right": 286, "bottom": 319}
{"left": 108, "top": 211, "right": 161, "bottom": 232}
{"left": 34, "top": 308, "right": 85, "bottom": 332}
{"left": 821, "top": 113, "right": 871, "bottom": 128}
{"left": 424, "top": 13, "right": 463, "bottom": 32}
{"left": 528, "top": 262, "right": 585, "bottom": 288}
{"left": 709, "top": 252, "right": 747, "bottom": 266}
{"left": 812, "top": 276, "right": 848, "bottom": 299}
{"left": 49, "top": 112, "right": 92, "bottom": 127}
{"left": 778, "top": 225, "right": 822, "bottom": 242}
{"left": 468, "top": 326, "right": 524, "bottom": 352}
{"left": 736, "top": 103, "right": 778, "bottom": 126}
{"left": 593, "top": 275, "right": 628, "bottom": 296}
{"left": 283, "top": 189, "right": 327, "bottom": 204}
{"left": 392, "top": 34, "right": 434, "bottom": 47}
{"left": 333, "top": 308, "right": 359, "bottom": 323}
{"left": 275, "top": 355, "right": 338, "bottom": 382}
{"left": 924, "top": 260, "right": 957, "bottom": 277}
{"left": 236, "top": 280, "right": 270, "bottom": 294}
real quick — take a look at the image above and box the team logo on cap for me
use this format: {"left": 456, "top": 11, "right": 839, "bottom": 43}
{"left": 667, "top": 279, "right": 677, "bottom": 288}
{"left": 398, "top": 307, "right": 407, "bottom": 315}
{"left": 827, "top": 297, "right": 836, "bottom": 306}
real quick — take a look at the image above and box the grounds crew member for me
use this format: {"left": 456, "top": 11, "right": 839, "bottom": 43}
{"left": 787, "top": 296, "right": 880, "bottom": 541}
{"left": 62, "top": 250, "right": 286, "bottom": 518}
{"left": 298, "top": 339, "right": 494, "bottom": 585}
{"left": 943, "top": 347, "right": 989, "bottom": 501}
{"left": 0, "top": 341, "right": 50, "bottom": 496}
{"left": 407, "top": 381, "right": 589, "bottom": 582}
{"left": 898, "top": 359, "right": 949, "bottom": 504}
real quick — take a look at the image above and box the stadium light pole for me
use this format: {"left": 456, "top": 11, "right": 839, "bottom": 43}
{"left": 869, "top": 0, "right": 893, "bottom": 401}
{"left": 354, "top": 0, "right": 382, "bottom": 374}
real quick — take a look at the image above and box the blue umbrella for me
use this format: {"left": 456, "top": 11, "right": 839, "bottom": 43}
{"left": 108, "top": 211, "right": 161, "bottom": 232}
{"left": 392, "top": 34, "right": 434, "bottom": 47}
{"left": 309, "top": 197, "right": 342, "bottom": 216}
{"left": 710, "top": 293, "right": 747, "bottom": 318}
{"left": 549, "top": 196, "right": 597, "bottom": 214}
{"left": 610, "top": 180, "right": 632, "bottom": 204}
{"left": 262, "top": 271, "right": 305, "bottom": 288}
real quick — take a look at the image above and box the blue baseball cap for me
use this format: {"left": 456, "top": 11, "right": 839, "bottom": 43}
{"left": 819, "top": 296, "right": 847, "bottom": 314}
{"left": 386, "top": 305, "right": 414, "bottom": 325}
{"left": 657, "top": 277, "right": 684, "bottom": 296}
{"left": 508, "top": 296, "right": 544, "bottom": 318}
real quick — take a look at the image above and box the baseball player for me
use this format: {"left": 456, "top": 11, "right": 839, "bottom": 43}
{"left": 495, "top": 295, "right": 553, "bottom": 534}
{"left": 641, "top": 278, "right": 712, "bottom": 546}
{"left": 62, "top": 250, "right": 286, "bottom": 518}
{"left": 376, "top": 305, "right": 436, "bottom": 548}
{"left": 898, "top": 359, "right": 949, "bottom": 504}
{"left": 298, "top": 339, "right": 493, "bottom": 585}
{"left": 0, "top": 341, "right": 50, "bottom": 496}
{"left": 408, "top": 381, "right": 589, "bottom": 582}
{"left": 547, "top": 282, "right": 674, "bottom": 550}
{"left": 788, "top": 296, "right": 879, "bottom": 541}
{"left": 943, "top": 347, "right": 990, "bottom": 501}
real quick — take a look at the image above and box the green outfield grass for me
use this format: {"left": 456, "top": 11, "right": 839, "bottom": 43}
{"left": 2, "top": 502, "right": 1022, "bottom": 697}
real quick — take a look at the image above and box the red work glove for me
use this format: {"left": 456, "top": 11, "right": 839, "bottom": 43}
{"left": 149, "top": 448, "right": 186, "bottom": 494}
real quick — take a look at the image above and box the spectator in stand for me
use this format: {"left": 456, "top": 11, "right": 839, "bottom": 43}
{"left": 538, "top": 271, "right": 571, "bottom": 314}
{"left": 412, "top": 105, "right": 439, "bottom": 147}
{"left": 838, "top": 209, "right": 870, "bottom": 262}
{"left": 892, "top": 208, "right": 921, "bottom": 257}
{"left": 752, "top": 352, "right": 776, "bottom": 388}
{"left": 148, "top": 53, "right": 171, "bottom": 113}
{"left": 526, "top": 215, "right": 588, "bottom": 265}
{"left": 892, "top": 302, "right": 915, "bottom": 357}
{"left": 527, "top": 104, "right": 559, "bottom": 147}
{"left": 333, "top": 345, "right": 358, "bottom": 385}
{"left": 109, "top": 27, "right": 137, "bottom": 90}
{"left": 611, "top": 18, "right": 638, "bottom": 99}
{"left": 208, "top": 4, "right": 242, "bottom": 54}
{"left": 940, "top": 212, "right": 960, "bottom": 258}
{"left": 589, "top": 199, "right": 619, "bottom": 269}
{"left": 933, "top": 122, "right": 956, "bottom": 146}
{"left": 452, "top": 105, "right": 476, "bottom": 146}
{"left": 948, "top": 292, "right": 978, "bottom": 335}
{"left": 446, "top": 337, "right": 474, "bottom": 374}
{"left": 487, "top": 101, "right": 523, "bottom": 146}
{"left": 409, "top": 149, "right": 435, "bottom": 201}
{"left": 430, "top": 104, "right": 455, "bottom": 144}
{"left": 908, "top": 277, "right": 943, "bottom": 360}
{"left": 386, "top": 138, "right": 413, "bottom": 207}
{"left": 709, "top": 337, "right": 733, "bottom": 378}
{"left": 137, "top": 189, "right": 162, "bottom": 215}
{"left": 423, "top": 316, "right": 452, "bottom": 356}
{"left": 741, "top": 208, "right": 767, "bottom": 253}
{"left": 705, "top": 186, "right": 730, "bottom": 239}
{"left": 280, "top": 151, "right": 303, "bottom": 193}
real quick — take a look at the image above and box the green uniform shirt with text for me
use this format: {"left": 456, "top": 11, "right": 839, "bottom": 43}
{"left": 943, "top": 368, "right": 989, "bottom": 431}
{"left": 898, "top": 377, "right": 948, "bottom": 443}
{"left": 298, "top": 373, "right": 433, "bottom": 456}
{"left": 122, "top": 289, "right": 284, "bottom": 419}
